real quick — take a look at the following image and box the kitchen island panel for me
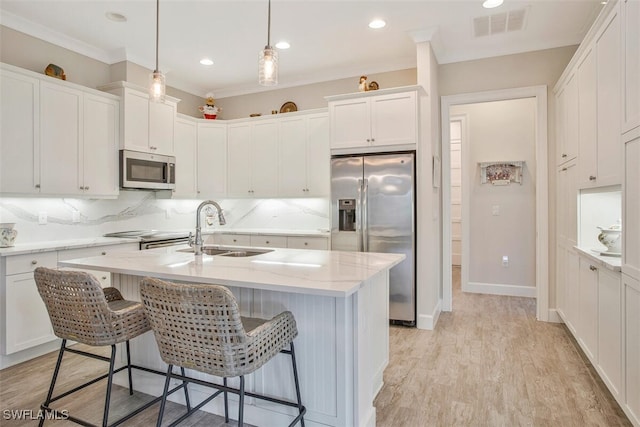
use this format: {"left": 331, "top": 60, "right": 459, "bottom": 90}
{"left": 111, "top": 271, "right": 387, "bottom": 427}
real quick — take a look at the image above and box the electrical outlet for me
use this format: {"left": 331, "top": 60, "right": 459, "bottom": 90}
{"left": 502, "top": 255, "right": 509, "bottom": 267}
{"left": 72, "top": 211, "right": 80, "bottom": 223}
{"left": 165, "top": 208, "right": 171, "bottom": 219}
{"left": 38, "top": 211, "right": 47, "bottom": 225}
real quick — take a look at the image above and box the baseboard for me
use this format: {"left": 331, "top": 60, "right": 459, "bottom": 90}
{"left": 547, "top": 309, "right": 563, "bottom": 323}
{"left": 464, "top": 282, "right": 536, "bottom": 298}
{"left": 417, "top": 300, "right": 441, "bottom": 330}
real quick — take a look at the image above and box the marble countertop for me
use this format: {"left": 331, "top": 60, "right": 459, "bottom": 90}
{"left": 575, "top": 246, "right": 622, "bottom": 272}
{"left": 0, "top": 237, "right": 137, "bottom": 257}
{"left": 58, "top": 245, "right": 404, "bottom": 297}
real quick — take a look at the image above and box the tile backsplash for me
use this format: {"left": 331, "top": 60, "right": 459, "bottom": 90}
{"left": 0, "top": 192, "right": 330, "bottom": 244}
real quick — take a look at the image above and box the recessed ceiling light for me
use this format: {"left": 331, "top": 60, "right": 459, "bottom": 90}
{"left": 275, "top": 41, "right": 290, "bottom": 49}
{"left": 199, "top": 58, "right": 214, "bottom": 66}
{"left": 105, "top": 12, "right": 127, "bottom": 22}
{"left": 482, "top": 0, "right": 504, "bottom": 8}
{"left": 368, "top": 19, "right": 386, "bottom": 29}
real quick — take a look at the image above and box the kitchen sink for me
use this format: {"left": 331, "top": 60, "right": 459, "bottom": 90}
{"left": 219, "top": 249, "right": 273, "bottom": 257}
{"left": 177, "top": 246, "right": 272, "bottom": 257}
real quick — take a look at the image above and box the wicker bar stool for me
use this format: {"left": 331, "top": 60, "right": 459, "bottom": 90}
{"left": 34, "top": 267, "right": 190, "bottom": 427}
{"left": 139, "top": 277, "right": 306, "bottom": 427}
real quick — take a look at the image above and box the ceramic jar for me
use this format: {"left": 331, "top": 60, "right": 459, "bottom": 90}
{"left": 0, "top": 223, "right": 18, "bottom": 247}
{"left": 597, "top": 223, "right": 622, "bottom": 254}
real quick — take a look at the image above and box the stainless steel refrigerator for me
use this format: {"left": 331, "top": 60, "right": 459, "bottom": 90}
{"left": 330, "top": 152, "right": 416, "bottom": 324}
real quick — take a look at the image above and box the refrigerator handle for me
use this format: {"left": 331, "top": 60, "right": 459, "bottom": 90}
{"left": 357, "top": 179, "right": 363, "bottom": 252}
{"left": 362, "top": 178, "right": 369, "bottom": 252}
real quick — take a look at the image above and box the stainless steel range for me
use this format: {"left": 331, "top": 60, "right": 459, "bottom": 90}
{"left": 103, "top": 230, "right": 191, "bottom": 250}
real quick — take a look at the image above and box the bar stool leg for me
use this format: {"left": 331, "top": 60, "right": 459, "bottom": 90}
{"left": 125, "top": 341, "right": 133, "bottom": 395}
{"left": 238, "top": 376, "right": 245, "bottom": 427}
{"left": 101, "top": 345, "right": 117, "bottom": 427}
{"left": 156, "top": 364, "right": 173, "bottom": 427}
{"left": 223, "top": 377, "right": 229, "bottom": 423}
{"left": 39, "top": 339, "right": 67, "bottom": 427}
{"left": 180, "top": 367, "right": 191, "bottom": 411}
{"left": 290, "top": 343, "right": 305, "bottom": 427}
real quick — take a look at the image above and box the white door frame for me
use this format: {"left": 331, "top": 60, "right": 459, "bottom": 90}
{"left": 440, "top": 86, "right": 549, "bottom": 321}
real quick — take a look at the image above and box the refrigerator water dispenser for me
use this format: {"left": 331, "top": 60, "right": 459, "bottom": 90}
{"left": 338, "top": 199, "right": 356, "bottom": 231}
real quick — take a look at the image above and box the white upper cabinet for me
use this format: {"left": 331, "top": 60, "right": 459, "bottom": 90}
{"left": 173, "top": 117, "right": 198, "bottom": 198}
{"left": 100, "top": 82, "right": 177, "bottom": 156}
{"left": 197, "top": 121, "right": 227, "bottom": 198}
{"left": 594, "top": 6, "right": 621, "bottom": 186}
{"left": 556, "top": 72, "right": 579, "bottom": 166}
{"left": 82, "top": 93, "right": 119, "bottom": 197}
{"left": 39, "top": 81, "right": 83, "bottom": 195}
{"left": 328, "top": 88, "right": 418, "bottom": 150}
{"left": 577, "top": 48, "right": 597, "bottom": 183}
{"left": 278, "top": 112, "right": 329, "bottom": 197}
{"left": 621, "top": 0, "right": 640, "bottom": 136}
{"left": 1, "top": 64, "right": 119, "bottom": 197}
{"left": 227, "top": 120, "right": 278, "bottom": 197}
{"left": 0, "top": 67, "right": 40, "bottom": 194}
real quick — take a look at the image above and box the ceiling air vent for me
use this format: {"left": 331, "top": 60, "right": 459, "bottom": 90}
{"left": 473, "top": 8, "right": 527, "bottom": 37}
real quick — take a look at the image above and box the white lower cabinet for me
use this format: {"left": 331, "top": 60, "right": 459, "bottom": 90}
{"left": 578, "top": 257, "right": 598, "bottom": 362}
{"left": 623, "top": 273, "right": 640, "bottom": 426}
{"left": 287, "top": 236, "right": 329, "bottom": 250}
{"left": 2, "top": 252, "right": 58, "bottom": 355}
{"left": 205, "top": 233, "right": 329, "bottom": 251}
{"left": 250, "top": 235, "right": 287, "bottom": 249}
{"left": 597, "top": 267, "right": 623, "bottom": 400}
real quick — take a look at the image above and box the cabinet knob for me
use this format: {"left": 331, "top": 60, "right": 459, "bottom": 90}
{"left": 197, "top": 190, "right": 201, "bottom": 194}
{"left": 233, "top": 239, "right": 237, "bottom": 243}
{"left": 562, "top": 167, "right": 568, "bottom": 172}
{"left": 366, "top": 139, "right": 370, "bottom": 142}
{"left": 102, "top": 276, "right": 107, "bottom": 280}
{"left": 589, "top": 265, "right": 597, "bottom": 271}
{"left": 304, "top": 242, "right": 308, "bottom": 246}
{"left": 101, "top": 252, "right": 107, "bottom": 255}
{"left": 589, "top": 175, "right": 596, "bottom": 181}
{"left": 85, "top": 186, "right": 89, "bottom": 190}
{"left": 562, "top": 153, "right": 567, "bottom": 158}
{"left": 31, "top": 260, "right": 38, "bottom": 265}
{"left": 266, "top": 241, "right": 270, "bottom": 244}
{"left": 35, "top": 184, "right": 41, "bottom": 189}
{"left": 371, "top": 138, "right": 375, "bottom": 142}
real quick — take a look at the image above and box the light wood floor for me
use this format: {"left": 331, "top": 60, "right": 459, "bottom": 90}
{"left": 0, "top": 266, "right": 631, "bottom": 426}
{"left": 374, "top": 266, "right": 631, "bottom": 426}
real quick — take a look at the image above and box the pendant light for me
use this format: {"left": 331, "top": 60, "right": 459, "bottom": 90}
{"left": 258, "top": 0, "right": 278, "bottom": 86}
{"left": 149, "top": 0, "right": 166, "bottom": 102}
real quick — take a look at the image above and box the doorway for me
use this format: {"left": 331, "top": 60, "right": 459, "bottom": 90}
{"left": 441, "top": 86, "right": 549, "bottom": 321}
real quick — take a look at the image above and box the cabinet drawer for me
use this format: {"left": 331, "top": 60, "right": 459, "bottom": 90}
{"left": 250, "top": 235, "right": 288, "bottom": 248}
{"left": 287, "top": 236, "right": 329, "bottom": 250}
{"left": 5, "top": 252, "right": 58, "bottom": 276}
{"left": 213, "top": 234, "right": 251, "bottom": 247}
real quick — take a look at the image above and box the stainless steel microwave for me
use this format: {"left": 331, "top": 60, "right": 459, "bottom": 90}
{"left": 119, "top": 150, "right": 176, "bottom": 190}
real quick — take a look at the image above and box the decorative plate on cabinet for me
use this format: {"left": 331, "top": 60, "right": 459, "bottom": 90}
{"left": 280, "top": 101, "right": 297, "bottom": 113}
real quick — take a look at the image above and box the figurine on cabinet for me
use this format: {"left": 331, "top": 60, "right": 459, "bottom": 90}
{"left": 199, "top": 94, "right": 221, "bottom": 119}
{"left": 358, "top": 75, "right": 368, "bottom": 92}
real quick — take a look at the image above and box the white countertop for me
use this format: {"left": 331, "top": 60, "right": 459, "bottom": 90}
{"left": 58, "top": 245, "right": 404, "bottom": 297}
{"left": 0, "top": 237, "right": 137, "bottom": 257}
{"left": 575, "top": 246, "right": 622, "bottom": 272}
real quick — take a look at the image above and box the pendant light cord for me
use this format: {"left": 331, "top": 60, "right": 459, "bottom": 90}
{"left": 155, "top": 0, "right": 160, "bottom": 72}
{"left": 267, "top": 0, "right": 271, "bottom": 47}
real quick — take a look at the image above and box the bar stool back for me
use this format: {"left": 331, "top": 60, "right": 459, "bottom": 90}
{"left": 140, "top": 277, "right": 306, "bottom": 427}
{"left": 34, "top": 267, "right": 188, "bottom": 427}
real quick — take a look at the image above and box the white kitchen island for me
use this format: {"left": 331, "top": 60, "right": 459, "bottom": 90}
{"left": 58, "top": 246, "right": 404, "bottom": 427}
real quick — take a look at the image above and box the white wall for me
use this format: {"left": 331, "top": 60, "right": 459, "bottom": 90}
{"left": 216, "top": 68, "right": 417, "bottom": 119}
{"left": 451, "top": 98, "right": 537, "bottom": 291}
{"left": 439, "top": 45, "right": 577, "bottom": 306}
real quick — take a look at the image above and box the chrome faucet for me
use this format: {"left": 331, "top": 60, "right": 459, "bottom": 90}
{"left": 191, "top": 200, "right": 226, "bottom": 255}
